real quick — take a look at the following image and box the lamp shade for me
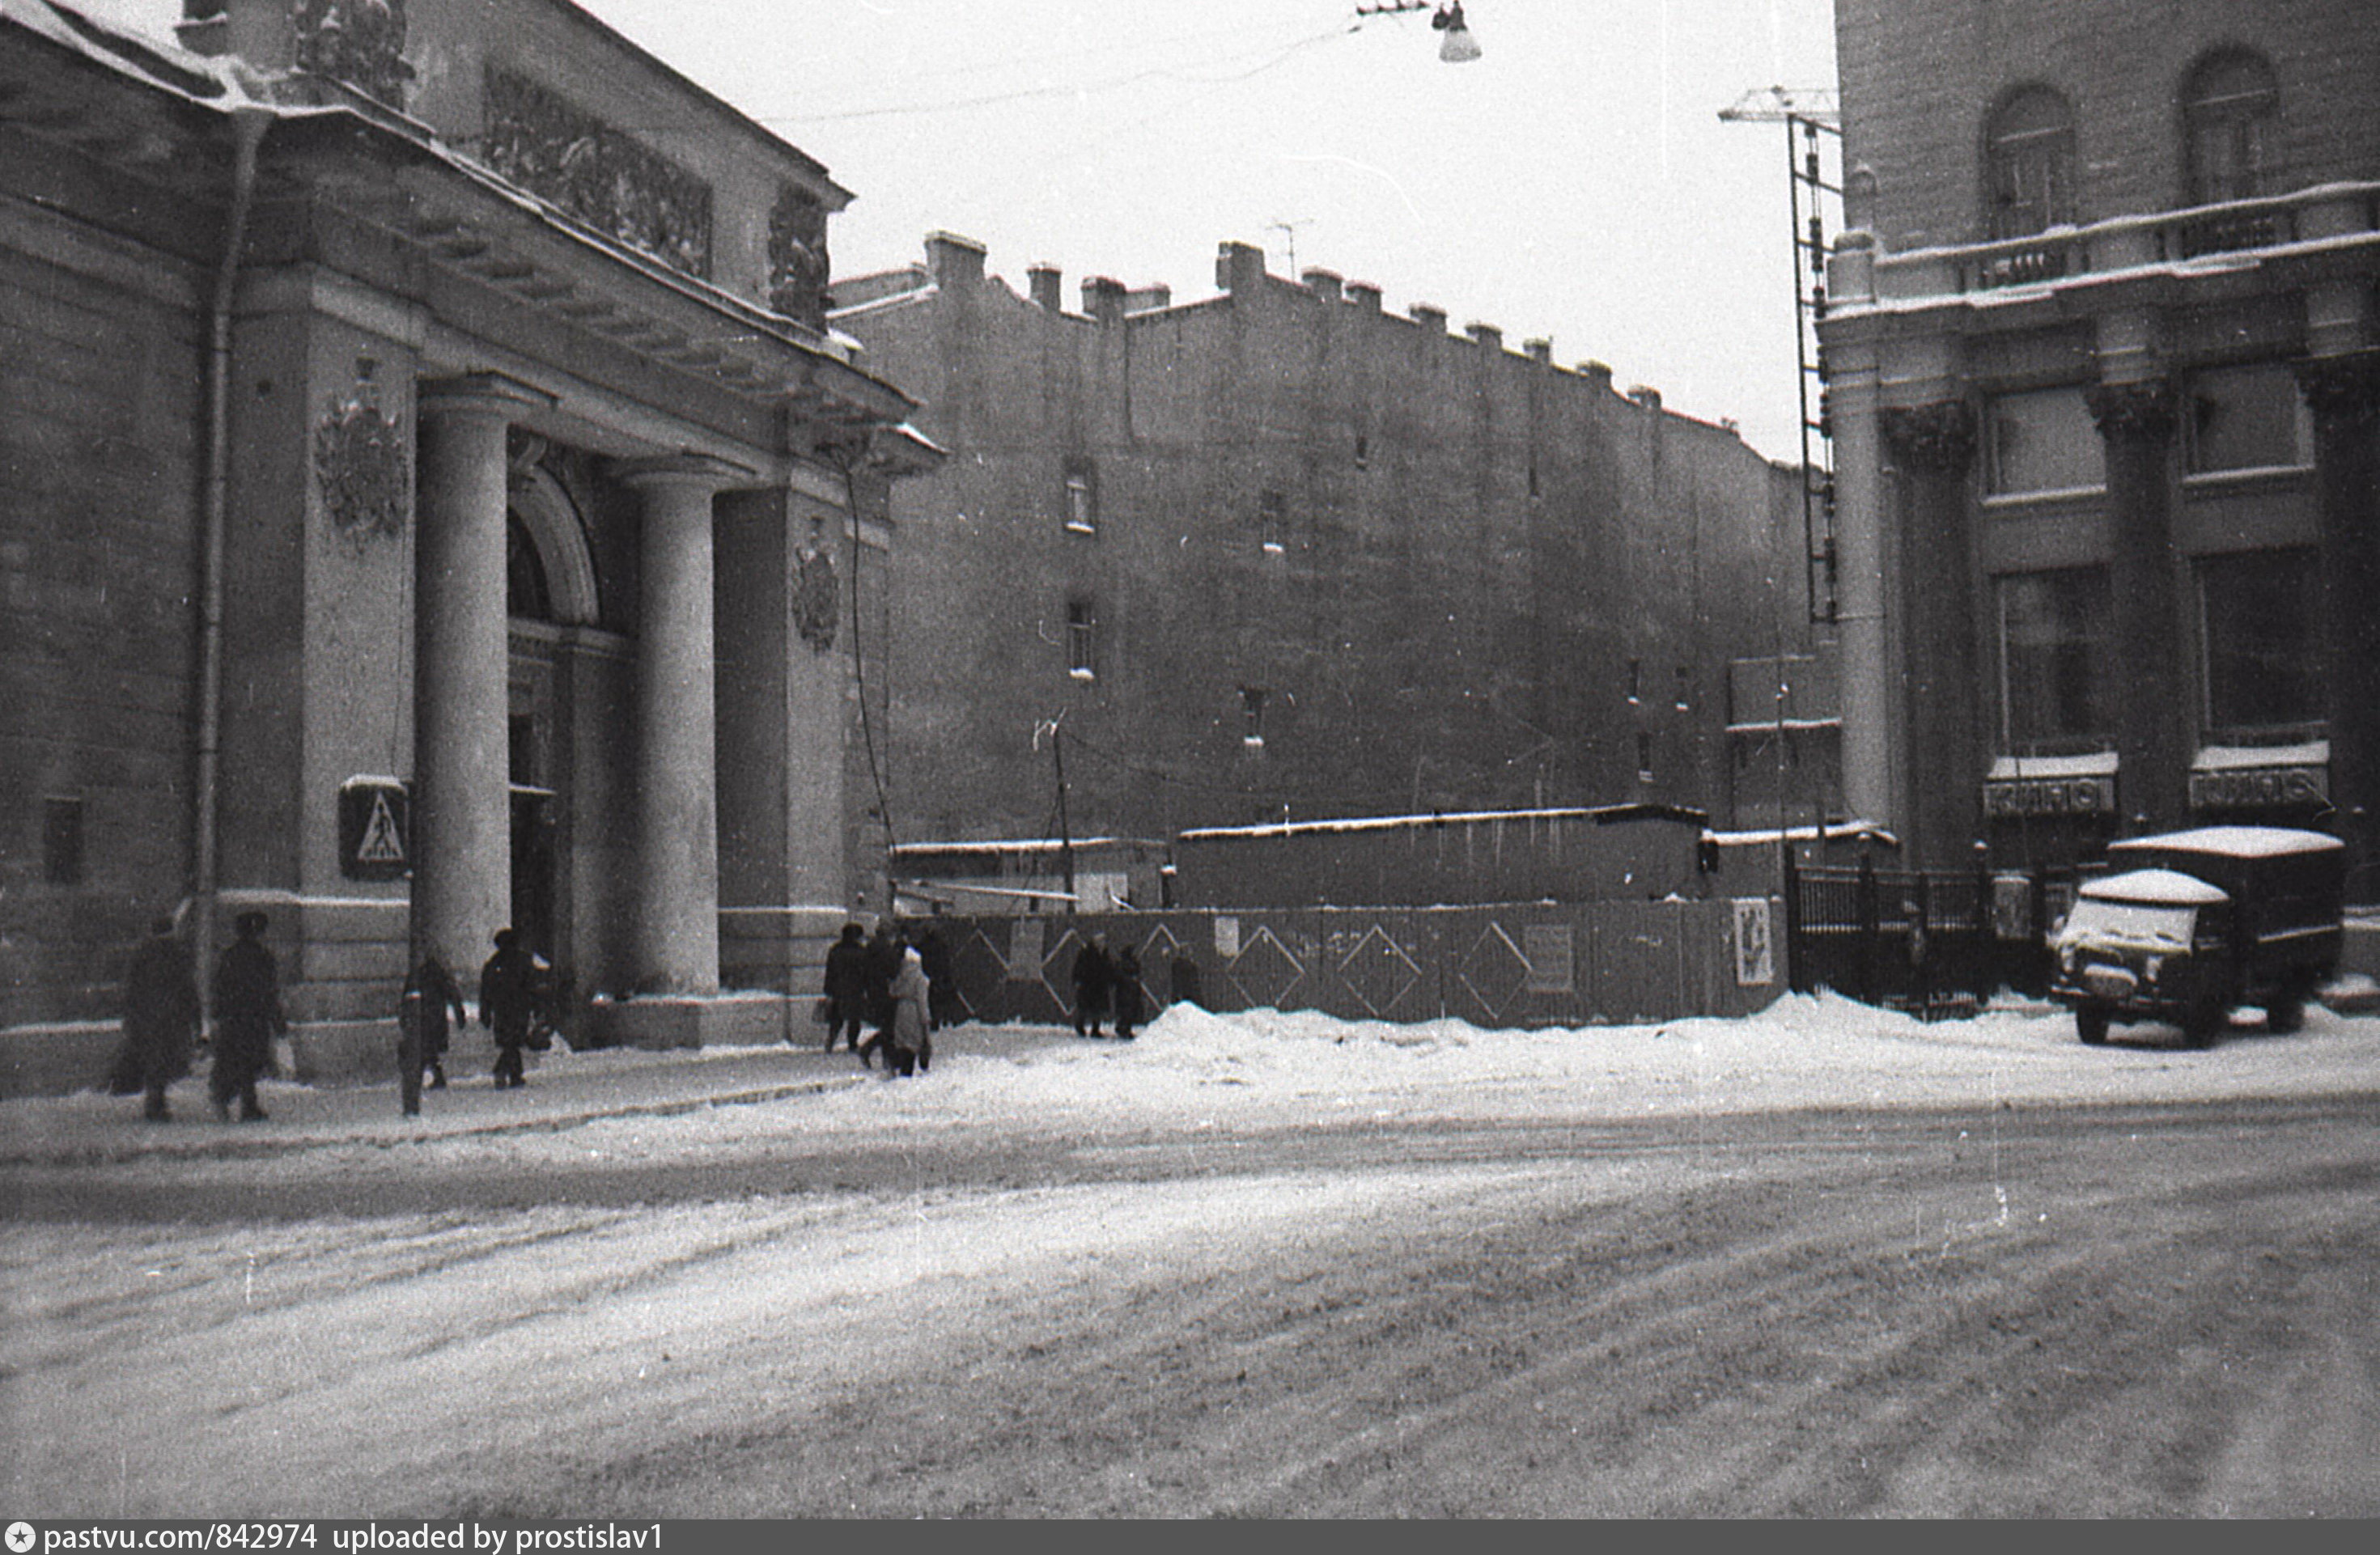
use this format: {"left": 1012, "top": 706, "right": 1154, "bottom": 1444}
{"left": 1431, "top": 4, "right": 1482, "bottom": 63}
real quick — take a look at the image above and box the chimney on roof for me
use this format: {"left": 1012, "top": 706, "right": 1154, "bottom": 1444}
{"left": 1126, "top": 284, "right": 1172, "bottom": 312}
{"left": 1627, "top": 384, "right": 1663, "bottom": 411}
{"left": 1028, "top": 263, "right": 1063, "bottom": 311}
{"left": 1347, "top": 282, "right": 1383, "bottom": 313}
{"left": 1466, "top": 321, "right": 1503, "bottom": 353}
{"left": 1580, "top": 360, "right": 1615, "bottom": 390}
{"left": 1525, "top": 338, "right": 1552, "bottom": 366}
{"left": 1083, "top": 276, "right": 1127, "bottom": 326}
{"left": 925, "top": 231, "right": 986, "bottom": 288}
{"left": 1409, "top": 303, "right": 1448, "bottom": 335}
{"left": 1302, "top": 268, "right": 1343, "bottom": 303}
{"left": 1216, "top": 240, "right": 1266, "bottom": 295}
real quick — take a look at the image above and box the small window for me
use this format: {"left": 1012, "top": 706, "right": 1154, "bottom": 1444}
{"left": 1240, "top": 686, "right": 1266, "bottom": 748}
{"left": 2185, "top": 363, "right": 2307, "bottom": 474}
{"left": 1635, "top": 731, "right": 1654, "bottom": 782}
{"left": 2184, "top": 49, "right": 2278, "bottom": 205}
{"left": 1354, "top": 435, "right": 1369, "bottom": 471}
{"left": 1998, "top": 567, "right": 2111, "bottom": 748}
{"left": 1674, "top": 666, "right": 1691, "bottom": 712}
{"left": 1626, "top": 658, "right": 1642, "bottom": 706}
{"left": 1063, "top": 460, "right": 1097, "bottom": 535}
{"left": 1986, "top": 388, "right": 2102, "bottom": 495}
{"left": 43, "top": 796, "right": 84, "bottom": 885}
{"left": 2202, "top": 549, "right": 2324, "bottom": 731}
{"left": 1066, "top": 599, "right": 1097, "bottom": 680}
{"left": 1986, "top": 86, "right": 2077, "bottom": 239}
{"left": 1258, "top": 489, "right": 1286, "bottom": 555}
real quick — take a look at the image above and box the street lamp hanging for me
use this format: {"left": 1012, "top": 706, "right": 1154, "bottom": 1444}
{"left": 1432, "top": 2, "right": 1483, "bottom": 62}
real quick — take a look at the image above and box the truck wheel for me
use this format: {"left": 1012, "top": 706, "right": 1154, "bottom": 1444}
{"left": 2076, "top": 1006, "right": 2109, "bottom": 1046}
{"left": 2268, "top": 996, "right": 2306, "bottom": 1036}
{"left": 2182, "top": 1002, "right": 2223, "bottom": 1049}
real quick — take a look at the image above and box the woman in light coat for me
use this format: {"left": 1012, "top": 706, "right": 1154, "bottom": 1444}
{"left": 887, "top": 942, "right": 933, "bottom": 1078}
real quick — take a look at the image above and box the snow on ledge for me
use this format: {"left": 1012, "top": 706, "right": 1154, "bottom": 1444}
{"left": 1988, "top": 751, "right": 2119, "bottom": 780}
{"left": 2192, "top": 741, "right": 2329, "bottom": 772}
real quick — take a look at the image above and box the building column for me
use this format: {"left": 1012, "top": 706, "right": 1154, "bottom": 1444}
{"left": 1826, "top": 345, "right": 1898, "bottom": 835}
{"left": 2297, "top": 351, "right": 2380, "bottom": 902}
{"left": 618, "top": 455, "right": 751, "bottom": 995}
{"left": 1881, "top": 400, "right": 1983, "bottom": 866}
{"left": 2085, "top": 381, "right": 2189, "bottom": 837}
{"left": 414, "top": 375, "right": 550, "bottom": 978}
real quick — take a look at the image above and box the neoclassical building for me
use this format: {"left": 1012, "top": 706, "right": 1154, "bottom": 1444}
{"left": 1822, "top": 0, "right": 2380, "bottom": 894}
{"left": 1, "top": 0, "right": 932, "bottom": 1085}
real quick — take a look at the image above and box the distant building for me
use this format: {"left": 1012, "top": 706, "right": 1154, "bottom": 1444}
{"left": 1, "top": 0, "right": 931, "bottom": 1080}
{"left": 1822, "top": 0, "right": 2380, "bottom": 896}
{"left": 833, "top": 235, "right": 1823, "bottom": 859}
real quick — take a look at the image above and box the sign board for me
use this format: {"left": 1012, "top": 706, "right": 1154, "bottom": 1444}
{"left": 338, "top": 778, "right": 409, "bottom": 881}
{"left": 1214, "top": 916, "right": 1241, "bottom": 960}
{"left": 1982, "top": 775, "right": 2116, "bottom": 818}
{"left": 2188, "top": 765, "right": 2327, "bottom": 811}
{"left": 1008, "top": 916, "right": 1042, "bottom": 981}
{"left": 1522, "top": 925, "right": 1576, "bottom": 994}
{"left": 1731, "top": 899, "right": 1775, "bottom": 987}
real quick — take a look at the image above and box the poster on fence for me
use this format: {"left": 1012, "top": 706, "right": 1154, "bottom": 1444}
{"left": 1214, "top": 916, "right": 1241, "bottom": 960}
{"left": 1732, "top": 898, "right": 1775, "bottom": 987}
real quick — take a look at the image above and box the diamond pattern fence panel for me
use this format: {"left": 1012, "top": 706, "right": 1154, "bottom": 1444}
{"left": 922, "top": 901, "right": 1780, "bottom": 1030}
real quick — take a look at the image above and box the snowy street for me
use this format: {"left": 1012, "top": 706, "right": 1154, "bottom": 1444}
{"left": 4, "top": 994, "right": 2378, "bottom": 1516}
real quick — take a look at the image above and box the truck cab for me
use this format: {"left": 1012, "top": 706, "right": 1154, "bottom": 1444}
{"left": 2049, "top": 827, "right": 2344, "bottom": 1048}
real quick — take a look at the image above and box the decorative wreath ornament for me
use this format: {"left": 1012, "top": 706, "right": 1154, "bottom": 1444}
{"left": 314, "top": 396, "right": 411, "bottom": 540}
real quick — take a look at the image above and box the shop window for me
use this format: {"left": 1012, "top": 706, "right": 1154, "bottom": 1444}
{"left": 2185, "top": 363, "right": 2307, "bottom": 473}
{"left": 1066, "top": 599, "right": 1098, "bottom": 680}
{"left": 2201, "top": 549, "right": 2324, "bottom": 731}
{"left": 1985, "top": 388, "right": 2102, "bottom": 495}
{"left": 1240, "top": 686, "right": 1266, "bottom": 748}
{"left": 43, "top": 796, "right": 84, "bottom": 885}
{"left": 2184, "top": 49, "right": 2277, "bottom": 205}
{"left": 1063, "top": 460, "right": 1097, "bottom": 535}
{"left": 1998, "top": 567, "right": 2111, "bottom": 748}
{"left": 1986, "top": 86, "right": 2077, "bottom": 239}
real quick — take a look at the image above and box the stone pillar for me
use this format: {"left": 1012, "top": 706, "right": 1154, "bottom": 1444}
{"left": 1881, "top": 400, "right": 1983, "bottom": 866}
{"left": 617, "top": 455, "right": 750, "bottom": 995}
{"left": 2297, "top": 351, "right": 2380, "bottom": 903}
{"left": 2085, "top": 381, "right": 2188, "bottom": 837}
{"left": 414, "top": 375, "right": 549, "bottom": 982}
{"left": 1827, "top": 346, "right": 1898, "bottom": 834}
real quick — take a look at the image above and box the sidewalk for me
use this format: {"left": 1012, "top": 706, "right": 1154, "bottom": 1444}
{"left": 0, "top": 1032, "right": 990, "bottom": 1167}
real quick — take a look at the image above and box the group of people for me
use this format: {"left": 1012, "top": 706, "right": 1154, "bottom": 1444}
{"left": 819, "top": 920, "right": 951, "bottom": 1078}
{"left": 112, "top": 909, "right": 549, "bottom": 1122}
{"left": 1067, "top": 931, "right": 1147, "bottom": 1040}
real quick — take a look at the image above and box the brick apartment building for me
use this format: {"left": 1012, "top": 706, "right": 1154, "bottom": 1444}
{"left": 1821, "top": 0, "right": 2380, "bottom": 893}
{"left": 1, "top": 0, "right": 931, "bottom": 1083}
{"left": 831, "top": 235, "right": 1825, "bottom": 858}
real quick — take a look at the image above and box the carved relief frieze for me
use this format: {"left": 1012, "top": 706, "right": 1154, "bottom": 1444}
{"left": 795, "top": 543, "right": 838, "bottom": 653}
{"left": 480, "top": 68, "right": 713, "bottom": 280}
{"left": 768, "top": 185, "right": 830, "bottom": 328}
{"left": 291, "top": 0, "right": 414, "bottom": 107}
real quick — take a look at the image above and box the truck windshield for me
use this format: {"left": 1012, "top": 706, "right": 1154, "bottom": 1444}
{"left": 2061, "top": 897, "right": 2196, "bottom": 950}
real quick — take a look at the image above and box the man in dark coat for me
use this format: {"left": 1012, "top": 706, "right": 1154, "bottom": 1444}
{"left": 918, "top": 920, "right": 960, "bottom": 1032}
{"left": 210, "top": 909, "right": 286, "bottom": 1122}
{"left": 398, "top": 947, "right": 468, "bottom": 1116}
{"left": 1071, "top": 931, "right": 1115, "bottom": 1038}
{"left": 479, "top": 927, "right": 541, "bottom": 1089}
{"left": 113, "top": 914, "right": 200, "bottom": 1121}
{"left": 855, "top": 922, "right": 902, "bottom": 1070}
{"left": 1112, "top": 943, "right": 1147, "bottom": 1041}
{"left": 821, "top": 922, "right": 871, "bottom": 1054}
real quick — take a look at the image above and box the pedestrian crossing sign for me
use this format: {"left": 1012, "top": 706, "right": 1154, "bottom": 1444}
{"left": 338, "top": 776, "right": 410, "bottom": 880}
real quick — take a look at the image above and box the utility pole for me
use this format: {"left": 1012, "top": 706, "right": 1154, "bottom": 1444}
{"left": 1050, "top": 719, "right": 1077, "bottom": 912}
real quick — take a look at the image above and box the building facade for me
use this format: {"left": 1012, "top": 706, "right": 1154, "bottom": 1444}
{"left": 832, "top": 235, "right": 1818, "bottom": 857}
{"left": 2, "top": 0, "right": 931, "bottom": 1084}
{"left": 1822, "top": 0, "right": 2380, "bottom": 895}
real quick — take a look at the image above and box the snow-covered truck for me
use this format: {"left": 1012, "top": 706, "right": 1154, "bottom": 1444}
{"left": 2048, "top": 826, "right": 2346, "bottom": 1048}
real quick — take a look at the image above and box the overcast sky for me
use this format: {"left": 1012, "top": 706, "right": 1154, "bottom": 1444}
{"left": 97, "top": 0, "right": 1842, "bottom": 460}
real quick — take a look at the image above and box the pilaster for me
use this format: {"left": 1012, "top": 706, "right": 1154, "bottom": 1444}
{"left": 2085, "top": 379, "right": 2188, "bottom": 837}
{"left": 1881, "top": 399, "right": 1982, "bottom": 865}
{"left": 2295, "top": 351, "right": 2380, "bottom": 902}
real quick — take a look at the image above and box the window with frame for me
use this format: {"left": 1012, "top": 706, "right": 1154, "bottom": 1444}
{"left": 1674, "top": 665, "right": 1691, "bottom": 712}
{"left": 1997, "top": 567, "right": 2111, "bottom": 748}
{"left": 1986, "top": 86, "right": 2077, "bottom": 239}
{"left": 2201, "top": 548, "right": 2324, "bottom": 732}
{"left": 1239, "top": 686, "right": 1266, "bottom": 748}
{"left": 1635, "top": 731, "right": 1654, "bottom": 782}
{"left": 1258, "top": 488, "right": 1286, "bottom": 554}
{"left": 1066, "top": 599, "right": 1098, "bottom": 680}
{"left": 1626, "top": 658, "right": 1642, "bottom": 705}
{"left": 2184, "top": 49, "right": 2277, "bottom": 205}
{"left": 1063, "top": 460, "right": 1097, "bottom": 535}
{"left": 1985, "top": 388, "right": 2102, "bottom": 495}
{"left": 2184, "top": 362, "right": 2307, "bottom": 474}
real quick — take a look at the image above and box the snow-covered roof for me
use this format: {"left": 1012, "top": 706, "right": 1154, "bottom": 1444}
{"left": 892, "top": 837, "right": 1165, "bottom": 858}
{"left": 1705, "top": 820, "right": 1898, "bottom": 847}
{"left": 1177, "top": 803, "right": 1708, "bottom": 843}
{"left": 2192, "top": 742, "right": 2330, "bottom": 772}
{"left": 2, "top": 0, "right": 261, "bottom": 105}
{"left": 2108, "top": 826, "right": 2345, "bottom": 860}
{"left": 2079, "top": 868, "right": 2229, "bottom": 906}
{"left": 1988, "top": 751, "right": 2119, "bottom": 780}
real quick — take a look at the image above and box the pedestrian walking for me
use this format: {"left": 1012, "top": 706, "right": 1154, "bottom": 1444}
{"left": 821, "top": 922, "right": 871, "bottom": 1054}
{"left": 479, "top": 927, "right": 541, "bottom": 1089}
{"left": 855, "top": 922, "right": 901, "bottom": 1070}
{"left": 885, "top": 940, "right": 932, "bottom": 1078}
{"left": 1071, "top": 930, "right": 1115, "bottom": 1037}
{"left": 210, "top": 909, "right": 286, "bottom": 1122}
{"left": 398, "top": 947, "right": 467, "bottom": 1116}
{"left": 111, "top": 913, "right": 200, "bottom": 1121}
{"left": 1112, "top": 943, "right": 1146, "bottom": 1041}
{"left": 918, "top": 919, "right": 961, "bottom": 1032}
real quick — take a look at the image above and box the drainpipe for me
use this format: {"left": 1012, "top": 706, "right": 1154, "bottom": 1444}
{"left": 192, "top": 104, "right": 271, "bottom": 1003}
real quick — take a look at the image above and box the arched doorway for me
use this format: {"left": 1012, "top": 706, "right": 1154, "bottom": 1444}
{"left": 504, "top": 464, "right": 599, "bottom": 975}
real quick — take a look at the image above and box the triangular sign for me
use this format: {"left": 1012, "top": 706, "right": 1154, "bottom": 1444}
{"left": 357, "top": 791, "right": 406, "bottom": 864}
